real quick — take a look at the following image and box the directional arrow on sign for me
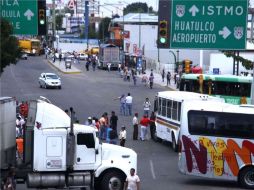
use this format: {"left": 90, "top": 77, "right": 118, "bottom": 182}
{"left": 189, "top": 5, "right": 199, "bottom": 16}
{"left": 219, "top": 26, "right": 231, "bottom": 39}
{"left": 24, "top": 9, "right": 34, "bottom": 21}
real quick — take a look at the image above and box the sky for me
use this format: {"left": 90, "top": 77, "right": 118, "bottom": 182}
{"left": 50, "top": 0, "right": 159, "bottom": 16}
{"left": 50, "top": 0, "right": 254, "bottom": 17}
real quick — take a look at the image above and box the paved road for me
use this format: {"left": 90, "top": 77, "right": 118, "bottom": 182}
{"left": 0, "top": 56, "right": 242, "bottom": 190}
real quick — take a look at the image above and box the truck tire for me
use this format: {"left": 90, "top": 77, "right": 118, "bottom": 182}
{"left": 100, "top": 171, "right": 125, "bottom": 190}
{"left": 239, "top": 166, "right": 254, "bottom": 189}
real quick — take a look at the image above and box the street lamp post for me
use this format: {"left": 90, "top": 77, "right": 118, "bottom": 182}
{"left": 176, "top": 50, "right": 179, "bottom": 72}
{"left": 169, "top": 50, "right": 176, "bottom": 72}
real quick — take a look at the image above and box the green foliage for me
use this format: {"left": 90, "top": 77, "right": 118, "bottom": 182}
{"left": 56, "top": 15, "right": 64, "bottom": 30}
{"left": 89, "top": 24, "right": 98, "bottom": 39}
{"left": 98, "top": 17, "right": 111, "bottom": 42}
{"left": 123, "top": 2, "right": 154, "bottom": 15}
{"left": 0, "top": 18, "right": 21, "bottom": 74}
{"left": 222, "top": 51, "right": 253, "bottom": 70}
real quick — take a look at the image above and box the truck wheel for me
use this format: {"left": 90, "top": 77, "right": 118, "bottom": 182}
{"left": 239, "top": 166, "right": 254, "bottom": 188}
{"left": 171, "top": 134, "right": 178, "bottom": 152}
{"left": 100, "top": 171, "right": 124, "bottom": 190}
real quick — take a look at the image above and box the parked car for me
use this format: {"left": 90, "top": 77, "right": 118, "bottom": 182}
{"left": 20, "top": 52, "right": 28, "bottom": 60}
{"left": 38, "top": 73, "right": 61, "bottom": 89}
{"left": 78, "top": 53, "right": 88, "bottom": 60}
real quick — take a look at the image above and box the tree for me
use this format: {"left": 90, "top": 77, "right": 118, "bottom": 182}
{"left": 98, "top": 17, "right": 111, "bottom": 42}
{"left": 0, "top": 18, "right": 21, "bottom": 74}
{"left": 56, "top": 14, "right": 64, "bottom": 30}
{"left": 222, "top": 51, "right": 253, "bottom": 70}
{"left": 123, "top": 2, "right": 155, "bottom": 15}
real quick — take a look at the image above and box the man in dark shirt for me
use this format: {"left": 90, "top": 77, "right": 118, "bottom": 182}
{"left": 110, "top": 111, "right": 118, "bottom": 133}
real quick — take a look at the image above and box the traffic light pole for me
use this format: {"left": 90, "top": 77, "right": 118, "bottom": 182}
{"left": 251, "top": 62, "right": 254, "bottom": 105}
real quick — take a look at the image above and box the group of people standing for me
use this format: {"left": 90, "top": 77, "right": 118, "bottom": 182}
{"left": 115, "top": 93, "right": 133, "bottom": 116}
{"left": 132, "top": 98, "right": 156, "bottom": 141}
{"left": 161, "top": 68, "right": 179, "bottom": 87}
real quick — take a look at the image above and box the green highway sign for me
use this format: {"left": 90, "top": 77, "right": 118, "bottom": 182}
{"left": 169, "top": 0, "right": 248, "bottom": 49}
{"left": 1, "top": 0, "right": 38, "bottom": 35}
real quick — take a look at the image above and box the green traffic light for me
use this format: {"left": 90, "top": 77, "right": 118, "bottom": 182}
{"left": 40, "top": 20, "right": 45, "bottom": 25}
{"left": 160, "top": 37, "right": 166, "bottom": 44}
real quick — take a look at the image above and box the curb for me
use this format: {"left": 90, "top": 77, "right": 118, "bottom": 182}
{"left": 47, "top": 60, "right": 82, "bottom": 74}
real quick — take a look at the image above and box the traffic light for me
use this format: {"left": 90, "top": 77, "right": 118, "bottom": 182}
{"left": 159, "top": 20, "right": 168, "bottom": 44}
{"left": 39, "top": 9, "right": 45, "bottom": 25}
{"left": 157, "top": 0, "right": 170, "bottom": 48}
{"left": 38, "top": 0, "right": 46, "bottom": 35}
{"left": 182, "top": 60, "right": 192, "bottom": 73}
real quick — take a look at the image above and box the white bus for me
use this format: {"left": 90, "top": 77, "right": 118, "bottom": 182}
{"left": 178, "top": 101, "right": 254, "bottom": 188}
{"left": 153, "top": 91, "right": 224, "bottom": 152}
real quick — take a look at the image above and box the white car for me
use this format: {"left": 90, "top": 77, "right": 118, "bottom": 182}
{"left": 39, "top": 73, "right": 61, "bottom": 89}
{"left": 78, "top": 53, "right": 88, "bottom": 60}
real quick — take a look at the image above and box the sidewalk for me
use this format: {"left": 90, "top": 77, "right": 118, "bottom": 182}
{"left": 47, "top": 58, "right": 82, "bottom": 74}
{"left": 140, "top": 69, "right": 178, "bottom": 91}
{"left": 46, "top": 56, "right": 177, "bottom": 90}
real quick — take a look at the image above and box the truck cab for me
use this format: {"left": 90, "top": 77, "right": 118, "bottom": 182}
{"left": 22, "top": 98, "right": 137, "bottom": 190}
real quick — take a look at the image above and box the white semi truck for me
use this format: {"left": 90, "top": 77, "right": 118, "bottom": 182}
{"left": 0, "top": 97, "right": 137, "bottom": 190}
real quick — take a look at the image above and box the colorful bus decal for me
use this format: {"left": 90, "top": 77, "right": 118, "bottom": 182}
{"left": 182, "top": 135, "right": 254, "bottom": 176}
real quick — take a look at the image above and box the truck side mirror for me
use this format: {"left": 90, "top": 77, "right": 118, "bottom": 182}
{"left": 95, "top": 149, "right": 99, "bottom": 154}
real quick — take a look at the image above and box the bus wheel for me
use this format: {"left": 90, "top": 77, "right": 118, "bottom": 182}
{"left": 239, "top": 166, "right": 254, "bottom": 189}
{"left": 171, "top": 134, "right": 178, "bottom": 152}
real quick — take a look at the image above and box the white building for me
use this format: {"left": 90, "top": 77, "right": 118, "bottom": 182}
{"left": 113, "top": 13, "right": 254, "bottom": 75}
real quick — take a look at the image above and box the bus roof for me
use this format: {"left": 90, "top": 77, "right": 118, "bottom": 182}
{"left": 157, "top": 91, "right": 224, "bottom": 103}
{"left": 181, "top": 73, "right": 252, "bottom": 83}
{"left": 183, "top": 100, "right": 254, "bottom": 114}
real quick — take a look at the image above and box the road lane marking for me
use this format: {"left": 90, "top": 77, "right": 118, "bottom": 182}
{"left": 149, "top": 160, "right": 156, "bottom": 179}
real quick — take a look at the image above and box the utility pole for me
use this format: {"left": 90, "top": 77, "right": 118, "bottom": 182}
{"left": 52, "top": 0, "right": 56, "bottom": 48}
{"left": 85, "top": 0, "right": 89, "bottom": 49}
{"left": 138, "top": 10, "right": 141, "bottom": 49}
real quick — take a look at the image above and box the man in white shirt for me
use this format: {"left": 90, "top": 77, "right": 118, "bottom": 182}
{"left": 124, "top": 168, "right": 140, "bottom": 190}
{"left": 132, "top": 113, "right": 139, "bottom": 140}
{"left": 119, "top": 126, "right": 126, "bottom": 147}
{"left": 143, "top": 97, "right": 151, "bottom": 116}
{"left": 125, "top": 93, "right": 133, "bottom": 116}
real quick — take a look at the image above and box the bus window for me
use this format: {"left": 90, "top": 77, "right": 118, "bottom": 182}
{"left": 154, "top": 96, "right": 158, "bottom": 112}
{"left": 158, "top": 98, "right": 162, "bottom": 115}
{"left": 177, "top": 102, "right": 181, "bottom": 121}
{"left": 166, "top": 99, "right": 172, "bottom": 118}
{"left": 188, "top": 112, "right": 207, "bottom": 134}
{"left": 162, "top": 98, "right": 166, "bottom": 117}
{"left": 188, "top": 111, "right": 254, "bottom": 139}
{"left": 172, "top": 101, "right": 178, "bottom": 120}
